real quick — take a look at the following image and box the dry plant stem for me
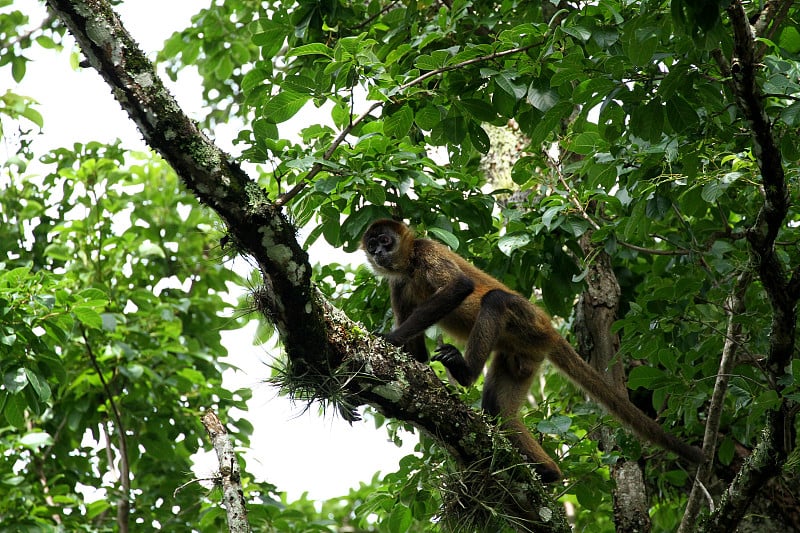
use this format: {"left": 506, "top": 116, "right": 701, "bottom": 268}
{"left": 677, "top": 272, "right": 751, "bottom": 533}
{"left": 201, "top": 411, "right": 251, "bottom": 533}
{"left": 82, "top": 328, "right": 130, "bottom": 533}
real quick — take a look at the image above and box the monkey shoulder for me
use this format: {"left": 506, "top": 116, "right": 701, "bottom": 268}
{"left": 411, "top": 240, "right": 463, "bottom": 280}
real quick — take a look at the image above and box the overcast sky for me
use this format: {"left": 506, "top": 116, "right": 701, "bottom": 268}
{"left": 7, "top": 0, "right": 417, "bottom": 501}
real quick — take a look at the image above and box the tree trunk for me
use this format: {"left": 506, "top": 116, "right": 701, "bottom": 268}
{"left": 575, "top": 230, "right": 651, "bottom": 533}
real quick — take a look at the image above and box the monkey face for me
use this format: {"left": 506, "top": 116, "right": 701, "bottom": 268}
{"left": 362, "top": 220, "right": 410, "bottom": 276}
{"left": 363, "top": 230, "right": 396, "bottom": 268}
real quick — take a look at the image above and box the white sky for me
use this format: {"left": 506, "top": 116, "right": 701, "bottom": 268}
{"left": 6, "top": 0, "right": 416, "bottom": 501}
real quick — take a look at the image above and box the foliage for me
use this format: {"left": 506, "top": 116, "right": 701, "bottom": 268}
{"left": 160, "top": 0, "right": 800, "bottom": 528}
{"left": 3, "top": 0, "right": 800, "bottom": 530}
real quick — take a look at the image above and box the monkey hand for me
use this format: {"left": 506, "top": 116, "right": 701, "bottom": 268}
{"left": 381, "top": 331, "right": 404, "bottom": 347}
{"left": 432, "top": 344, "right": 473, "bottom": 386}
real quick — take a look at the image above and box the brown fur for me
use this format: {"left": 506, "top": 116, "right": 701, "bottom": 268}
{"left": 362, "top": 219, "right": 703, "bottom": 482}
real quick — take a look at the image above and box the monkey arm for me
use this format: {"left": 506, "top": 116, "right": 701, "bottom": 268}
{"left": 384, "top": 274, "right": 475, "bottom": 347}
{"left": 432, "top": 289, "right": 511, "bottom": 387}
{"left": 387, "top": 281, "right": 431, "bottom": 362}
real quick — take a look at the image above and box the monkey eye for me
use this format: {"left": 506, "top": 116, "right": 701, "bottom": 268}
{"left": 378, "top": 235, "right": 392, "bottom": 246}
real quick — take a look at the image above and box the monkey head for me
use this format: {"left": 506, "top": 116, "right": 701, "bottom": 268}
{"left": 361, "top": 219, "right": 412, "bottom": 277}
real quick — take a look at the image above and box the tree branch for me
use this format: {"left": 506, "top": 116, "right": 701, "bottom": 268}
{"left": 575, "top": 229, "right": 650, "bottom": 533}
{"left": 82, "top": 328, "right": 129, "bottom": 533}
{"left": 702, "top": 2, "right": 798, "bottom": 530}
{"left": 201, "top": 411, "right": 251, "bottom": 533}
{"left": 276, "top": 42, "right": 540, "bottom": 205}
{"left": 46, "top": 1, "right": 571, "bottom": 529}
{"left": 678, "top": 272, "right": 750, "bottom": 533}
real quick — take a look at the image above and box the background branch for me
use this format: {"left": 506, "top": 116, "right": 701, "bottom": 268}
{"left": 201, "top": 411, "right": 251, "bottom": 533}
{"left": 678, "top": 272, "right": 750, "bottom": 533}
{"left": 702, "top": 2, "right": 798, "bottom": 529}
{"left": 82, "top": 328, "right": 130, "bottom": 533}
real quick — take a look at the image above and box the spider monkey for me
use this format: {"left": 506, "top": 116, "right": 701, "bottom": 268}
{"left": 362, "top": 219, "right": 704, "bottom": 482}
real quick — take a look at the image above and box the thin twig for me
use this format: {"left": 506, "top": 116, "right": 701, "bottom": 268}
{"left": 350, "top": 0, "right": 401, "bottom": 31}
{"left": 83, "top": 328, "right": 130, "bottom": 533}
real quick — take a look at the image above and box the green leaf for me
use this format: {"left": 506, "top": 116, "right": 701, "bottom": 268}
{"left": 413, "top": 55, "right": 440, "bottom": 71}
{"left": 537, "top": 415, "right": 571, "bottom": 435}
{"left": 387, "top": 504, "right": 412, "bottom": 533}
{"left": 35, "top": 35, "right": 58, "bottom": 49}
{"left": 781, "top": 100, "right": 800, "bottom": 127}
{"left": 561, "top": 25, "right": 591, "bottom": 42}
{"left": 498, "top": 233, "right": 530, "bottom": 256}
{"left": 263, "top": 91, "right": 311, "bottom": 124}
{"left": 253, "top": 20, "right": 288, "bottom": 57}
{"left": 86, "top": 499, "right": 111, "bottom": 520}
{"left": 575, "top": 482, "right": 603, "bottom": 510}
{"left": 568, "top": 131, "right": 606, "bottom": 155}
{"left": 468, "top": 121, "right": 490, "bottom": 154}
{"left": 3, "top": 392, "right": 26, "bottom": 428}
{"left": 779, "top": 26, "right": 800, "bottom": 54}
{"left": 627, "top": 366, "right": 666, "bottom": 390}
{"left": 439, "top": 114, "right": 466, "bottom": 144}
{"left": 701, "top": 172, "right": 741, "bottom": 203}
{"left": 19, "top": 431, "right": 54, "bottom": 449}
{"left": 214, "top": 55, "right": 234, "bottom": 82}
{"left": 530, "top": 101, "right": 573, "bottom": 146}
{"left": 665, "top": 96, "right": 699, "bottom": 132}
{"left": 717, "top": 436, "right": 735, "bottom": 465}
{"left": 4, "top": 368, "right": 27, "bottom": 394}
{"left": 138, "top": 241, "right": 165, "bottom": 258}
{"left": 630, "top": 98, "right": 664, "bottom": 143}
{"left": 527, "top": 81, "right": 559, "bottom": 112}
{"left": 414, "top": 104, "right": 441, "bottom": 130}
{"left": 287, "top": 43, "right": 333, "bottom": 58}
{"left": 11, "top": 57, "right": 26, "bottom": 83}
{"left": 495, "top": 73, "right": 527, "bottom": 100}
{"left": 625, "top": 26, "right": 658, "bottom": 66}
{"left": 24, "top": 369, "right": 50, "bottom": 403}
{"left": 459, "top": 98, "right": 497, "bottom": 122}
{"left": 427, "top": 227, "right": 459, "bottom": 250}
{"left": 73, "top": 307, "right": 103, "bottom": 329}
{"left": 384, "top": 105, "right": 414, "bottom": 139}
{"left": 20, "top": 106, "right": 43, "bottom": 128}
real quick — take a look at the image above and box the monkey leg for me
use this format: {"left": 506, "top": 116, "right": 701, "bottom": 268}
{"left": 482, "top": 353, "right": 561, "bottom": 483}
{"left": 432, "top": 289, "right": 509, "bottom": 385}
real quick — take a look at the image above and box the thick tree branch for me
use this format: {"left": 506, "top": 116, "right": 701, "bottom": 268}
{"left": 702, "top": 2, "right": 798, "bottom": 530}
{"left": 46, "top": 0, "right": 329, "bottom": 369}
{"left": 46, "top": 1, "right": 571, "bottom": 529}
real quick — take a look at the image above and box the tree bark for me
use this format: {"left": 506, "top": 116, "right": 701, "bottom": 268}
{"left": 678, "top": 273, "right": 750, "bottom": 533}
{"left": 44, "top": 1, "right": 570, "bottom": 530}
{"left": 201, "top": 411, "right": 251, "bottom": 533}
{"left": 575, "top": 231, "right": 651, "bottom": 533}
{"left": 702, "top": 1, "right": 799, "bottom": 530}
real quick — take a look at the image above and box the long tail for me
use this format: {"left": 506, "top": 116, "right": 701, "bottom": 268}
{"left": 548, "top": 338, "right": 704, "bottom": 464}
